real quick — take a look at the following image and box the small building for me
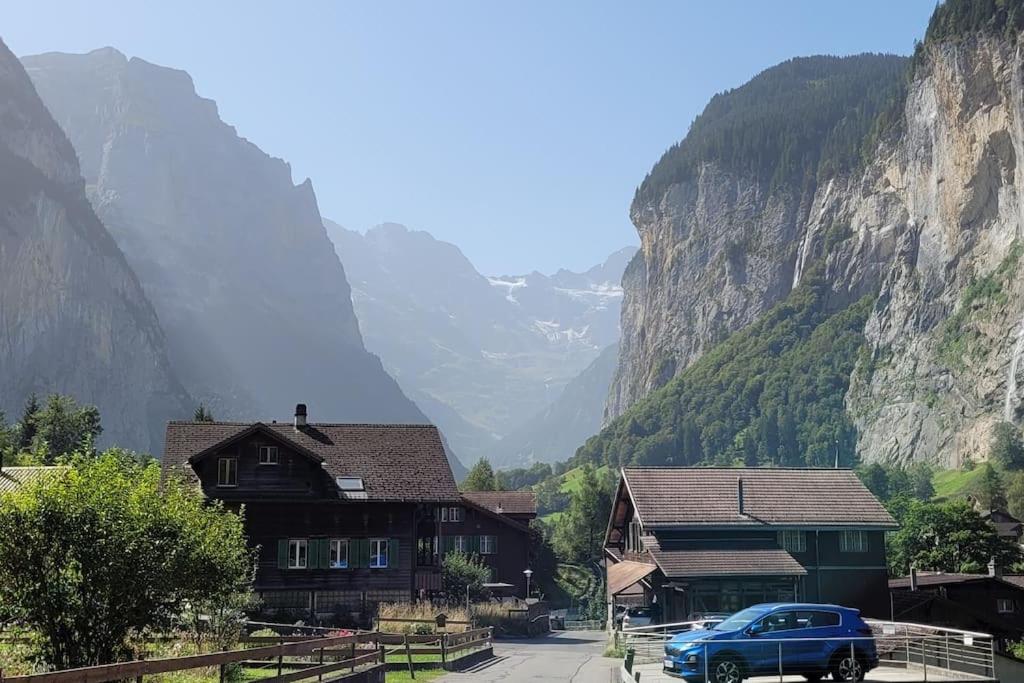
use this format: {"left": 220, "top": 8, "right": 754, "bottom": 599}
{"left": 604, "top": 467, "right": 897, "bottom": 622}
{"left": 458, "top": 491, "right": 538, "bottom": 595}
{"left": 981, "top": 509, "right": 1024, "bottom": 546}
{"left": 890, "top": 566, "right": 1024, "bottom": 649}
{"left": 161, "top": 404, "right": 534, "bottom": 617}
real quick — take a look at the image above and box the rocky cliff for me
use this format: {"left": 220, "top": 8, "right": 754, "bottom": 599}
{"left": 21, "top": 49, "right": 438, "bottom": 439}
{"left": 602, "top": 15, "right": 1024, "bottom": 468}
{"left": 0, "top": 39, "right": 189, "bottom": 452}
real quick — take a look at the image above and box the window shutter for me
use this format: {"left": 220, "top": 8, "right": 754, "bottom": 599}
{"left": 277, "top": 539, "right": 289, "bottom": 569}
{"left": 389, "top": 538, "right": 399, "bottom": 569}
{"left": 356, "top": 539, "right": 368, "bottom": 568}
{"left": 319, "top": 539, "right": 330, "bottom": 569}
{"left": 443, "top": 536, "right": 454, "bottom": 555}
{"left": 469, "top": 535, "right": 480, "bottom": 554}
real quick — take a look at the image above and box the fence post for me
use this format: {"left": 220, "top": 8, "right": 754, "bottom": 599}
{"left": 350, "top": 642, "right": 356, "bottom": 672}
{"left": 277, "top": 636, "right": 284, "bottom": 678}
{"left": 219, "top": 662, "right": 226, "bottom": 683}
{"left": 922, "top": 637, "right": 927, "bottom": 682}
{"left": 703, "top": 642, "right": 709, "bottom": 682}
{"left": 404, "top": 634, "right": 415, "bottom": 680}
{"left": 441, "top": 632, "right": 447, "bottom": 669}
{"left": 778, "top": 641, "right": 783, "bottom": 683}
{"left": 944, "top": 633, "right": 950, "bottom": 671}
{"left": 318, "top": 646, "right": 324, "bottom": 683}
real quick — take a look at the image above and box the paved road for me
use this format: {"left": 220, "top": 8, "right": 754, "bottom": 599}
{"left": 438, "top": 631, "right": 619, "bottom": 682}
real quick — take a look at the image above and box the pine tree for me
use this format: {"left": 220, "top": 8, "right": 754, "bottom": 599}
{"left": 461, "top": 458, "right": 499, "bottom": 491}
{"left": 193, "top": 404, "right": 215, "bottom": 423}
{"left": 17, "top": 393, "right": 39, "bottom": 451}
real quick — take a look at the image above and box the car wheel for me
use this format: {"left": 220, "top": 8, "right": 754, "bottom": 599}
{"left": 832, "top": 653, "right": 865, "bottom": 681}
{"left": 710, "top": 656, "right": 744, "bottom": 683}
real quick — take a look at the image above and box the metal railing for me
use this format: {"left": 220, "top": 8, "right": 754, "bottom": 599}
{"left": 619, "top": 618, "right": 996, "bottom": 681}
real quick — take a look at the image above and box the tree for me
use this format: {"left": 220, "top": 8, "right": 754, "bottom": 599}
{"left": 0, "top": 451, "right": 254, "bottom": 669}
{"left": 16, "top": 393, "right": 39, "bottom": 452}
{"left": 978, "top": 463, "right": 1008, "bottom": 510}
{"left": 990, "top": 422, "right": 1024, "bottom": 470}
{"left": 553, "top": 465, "right": 615, "bottom": 563}
{"left": 442, "top": 552, "right": 490, "bottom": 605}
{"left": 858, "top": 463, "right": 889, "bottom": 501}
{"left": 887, "top": 499, "right": 1021, "bottom": 576}
{"left": 193, "top": 403, "right": 215, "bottom": 423}
{"left": 1007, "top": 472, "right": 1024, "bottom": 520}
{"left": 908, "top": 463, "right": 935, "bottom": 501}
{"left": 462, "top": 458, "right": 499, "bottom": 491}
{"left": 31, "top": 394, "right": 102, "bottom": 463}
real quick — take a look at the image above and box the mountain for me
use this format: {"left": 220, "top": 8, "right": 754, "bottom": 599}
{"left": 587, "top": 2, "right": 1024, "bottom": 470}
{"left": 494, "top": 343, "right": 620, "bottom": 467}
{"left": 326, "top": 220, "right": 633, "bottom": 464}
{"left": 22, "top": 48, "right": 463, "bottom": 473}
{"left": 0, "top": 39, "right": 189, "bottom": 452}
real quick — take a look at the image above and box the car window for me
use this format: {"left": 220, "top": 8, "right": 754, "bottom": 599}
{"left": 795, "top": 610, "right": 841, "bottom": 628}
{"left": 714, "top": 607, "right": 769, "bottom": 631}
{"left": 630, "top": 608, "right": 651, "bottom": 617}
{"left": 758, "top": 611, "right": 798, "bottom": 632}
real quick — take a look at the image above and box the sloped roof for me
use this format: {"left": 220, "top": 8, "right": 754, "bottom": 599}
{"left": 623, "top": 467, "right": 896, "bottom": 528}
{"left": 461, "top": 491, "right": 537, "bottom": 516}
{"left": 649, "top": 544, "right": 807, "bottom": 579}
{"left": 163, "top": 421, "right": 459, "bottom": 502}
{"left": 890, "top": 572, "right": 1024, "bottom": 591}
{"left": 608, "top": 559, "right": 658, "bottom": 595}
{"left": 0, "top": 466, "right": 67, "bottom": 494}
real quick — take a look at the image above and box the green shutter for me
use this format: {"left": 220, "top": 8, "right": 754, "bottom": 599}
{"left": 492, "top": 535, "right": 498, "bottom": 554}
{"left": 320, "top": 538, "right": 330, "bottom": 569}
{"left": 278, "top": 539, "right": 289, "bottom": 569}
{"left": 356, "top": 539, "right": 368, "bottom": 568}
{"left": 389, "top": 538, "right": 399, "bottom": 569}
{"left": 313, "top": 539, "right": 325, "bottom": 569}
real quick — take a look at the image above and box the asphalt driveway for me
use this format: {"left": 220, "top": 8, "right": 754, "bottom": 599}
{"left": 438, "top": 630, "right": 618, "bottom": 682}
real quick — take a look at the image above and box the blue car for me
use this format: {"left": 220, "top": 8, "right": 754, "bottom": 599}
{"left": 663, "top": 603, "right": 877, "bottom": 682}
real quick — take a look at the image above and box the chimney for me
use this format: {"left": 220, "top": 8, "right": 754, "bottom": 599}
{"left": 737, "top": 478, "right": 745, "bottom": 516}
{"left": 910, "top": 566, "right": 918, "bottom": 591}
{"left": 294, "top": 403, "right": 308, "bottom": 429}
{"left": 989, "top": 556, "right": 1002, "bottom": 579}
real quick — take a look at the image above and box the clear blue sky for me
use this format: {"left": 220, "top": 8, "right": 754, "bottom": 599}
{"left": 2, "top": 1, "right": 935, "bottom": 275}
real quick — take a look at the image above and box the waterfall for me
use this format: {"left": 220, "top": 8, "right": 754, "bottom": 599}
{"left": 1004, "top": 319, "right": 1024, "bottom": 421}
{"left": 792, "top": 231, "right": 811, "bottom": 289}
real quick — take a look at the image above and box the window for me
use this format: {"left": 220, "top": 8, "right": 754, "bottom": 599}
{"left": 795, "top": 610, "right": 841, "bottom": 628}
{"left": 288, "top": 539, "right": 308, "bottom": 569}
{"left": 480, "top": 535, "right": 497, "bottom": 555}
{"left": 759, "top": 611, "right": 798, "bottom": 632}
{"left": 440, "top": 507, "right": 449, "bottom": 522}
{"left": 370, "top": 539, "right": 389, "bottom": 568}
{"left": 627, "top": 519, "right": 644, "bottom": 553}
{"left": 329, "top": 539, "right": 349, "bottom": 569}
{"left": 453, "top": 535, "right": 467, "bottom": 553}
{"left": 258, "top": 445, "right": 278, "bottom": 465}
{"left": 217, "top": 457, "right": 237, "bottom": 486}
{"left": 839, "top": 530, "right": 869, "bottom": 553}
{"left": 998, "top": 598, "right": 1016, "bottom": 614}
{"left": 336, "top": 477, "right": 364, "bottom": 491}
{"left": 449, "top": 507, "right": 463, "bottom": 522}
{"left": 779, "top": 530, "right": 807, "bottom": 553}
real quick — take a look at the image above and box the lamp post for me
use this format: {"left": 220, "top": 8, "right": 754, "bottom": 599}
{"left": 523, "top": 568, "right": 533, "bottom": 601}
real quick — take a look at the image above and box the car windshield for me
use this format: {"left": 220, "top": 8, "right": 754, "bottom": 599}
{"left": 713, "top": 607, "right": 769, "bottom": 631}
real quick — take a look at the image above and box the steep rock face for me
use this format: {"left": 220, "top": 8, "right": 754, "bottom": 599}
{"left": 22, "top": 49, "right": 434, "bottom": 434}
{"left": 847, "top": 36, "right": 1024, "bottom": 468}
{"left": 0, "top": 39, "right": 189, "bottom": 452}
{"left": 327, "top": 220, "right": 632, "bottom": 464}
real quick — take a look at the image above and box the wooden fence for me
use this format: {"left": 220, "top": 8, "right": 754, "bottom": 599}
{"left": 379, "top": 627, "right": 493, "bottom": 676}
{"left": 0, "top": 633, "right": 384, "bottom": 683}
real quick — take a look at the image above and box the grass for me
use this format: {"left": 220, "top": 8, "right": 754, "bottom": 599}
{"left": 558, "top": 465, "right": 610, "bottom": 495}
{"left": 386, "top": 670, "right": 446, "bottom": 682}
{"left": 932, "top": 466, "right": 987, "bottom": 500}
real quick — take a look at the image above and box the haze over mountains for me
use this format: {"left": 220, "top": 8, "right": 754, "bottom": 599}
{"left": 327, "top": 220, "right": 633, "bottom": 465}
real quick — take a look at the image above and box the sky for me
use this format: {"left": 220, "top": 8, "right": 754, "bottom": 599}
{"left": 2, "top": 1, "right": 936, "bottom": 275}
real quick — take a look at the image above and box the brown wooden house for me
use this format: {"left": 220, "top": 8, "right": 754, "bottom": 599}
{"left": 459, "top": 491, "right": 537, "bottom": 594}
{"left": 162, "top": 404, "right": 472, "bottom": 618}
{"left": 605, "top": 467, "right": 898, "bottom": 623}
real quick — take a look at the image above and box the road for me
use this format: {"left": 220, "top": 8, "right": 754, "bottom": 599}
{"left": 438, "top": 631, "right": 618, "bottom": 682}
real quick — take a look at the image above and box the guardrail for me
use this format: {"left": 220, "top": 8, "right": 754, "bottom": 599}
{"left": 620, "top": 619, "right": 996, "bottom": 681}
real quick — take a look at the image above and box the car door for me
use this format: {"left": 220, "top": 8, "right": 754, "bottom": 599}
{"left": 791, "top": 610, "right": 842, "bottom": 672}
{"left": 744, "top": 610, "right": 795, "bottom": 674}
{"left": 759, "top": 610, "right": 802, "bottom": 674}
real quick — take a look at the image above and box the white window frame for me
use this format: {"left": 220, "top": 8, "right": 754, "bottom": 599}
{"left": 779, "top": 530, "right": 807, "bottom": 553}
{"left": 480, "top": 535, "right": 496, "bottom": 555}
{"left": 330, "top": 539, "right": 349, "bottom": 569}
{"left": 370, "top": 538, "right": 389, "bottom": 568}
{"left": 454, "top": 535, "right": 467, "bottom": 553}
{"left": 217, "top": 457, "right": 238, "bottom": 487}
{"left": 839, "top": 530, "right": 869, "bottom": 553}
{"left": 998, "top": 598, "right": 1015, "bottom": 614}
{"left": 258, "top": 445, "right": 279, "bottom": 465}
{"left": 440, "top": 507, "right": 449, "bottom": 522}
{"left": 288, "top": 539, "right": 308, "bottom": 569}
{"left": 449, "top": 507, "right": 463, "bottom": 522}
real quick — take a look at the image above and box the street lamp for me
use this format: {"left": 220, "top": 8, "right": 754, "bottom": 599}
{"left": 523, "top": 568, "right": 533, "bottom": 601}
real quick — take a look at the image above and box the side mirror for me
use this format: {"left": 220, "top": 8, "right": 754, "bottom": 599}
{"left": 746, "top": 623, "right": 765, "bottom": 637}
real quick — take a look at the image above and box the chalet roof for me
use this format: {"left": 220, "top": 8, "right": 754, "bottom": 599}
{"left": 890, "top": 572, "right": 1024, "bottom": 590}
{"left": 648, "top": 543, "right": 807, "bottom": 579}
{"left": 163, "top": 421, "right": 459, "bottom": 502}
{"left": 622, "top": 467, "right": 896, "bottom": 529}
{"left": 0, "top": 466, "right": 66, "bottom": 495}
{"left": 461, "top": 491, "right": 537, "bottom": 516}
{"left": 608, "top": 559, "right": 658, "bottom": 595}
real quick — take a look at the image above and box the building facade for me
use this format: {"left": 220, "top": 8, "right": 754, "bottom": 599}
{"left": 605, "top": 468, "right": 897, "bottom": 623}
{"left": 162, "top": 404, "right": 533, "bottom": 618}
